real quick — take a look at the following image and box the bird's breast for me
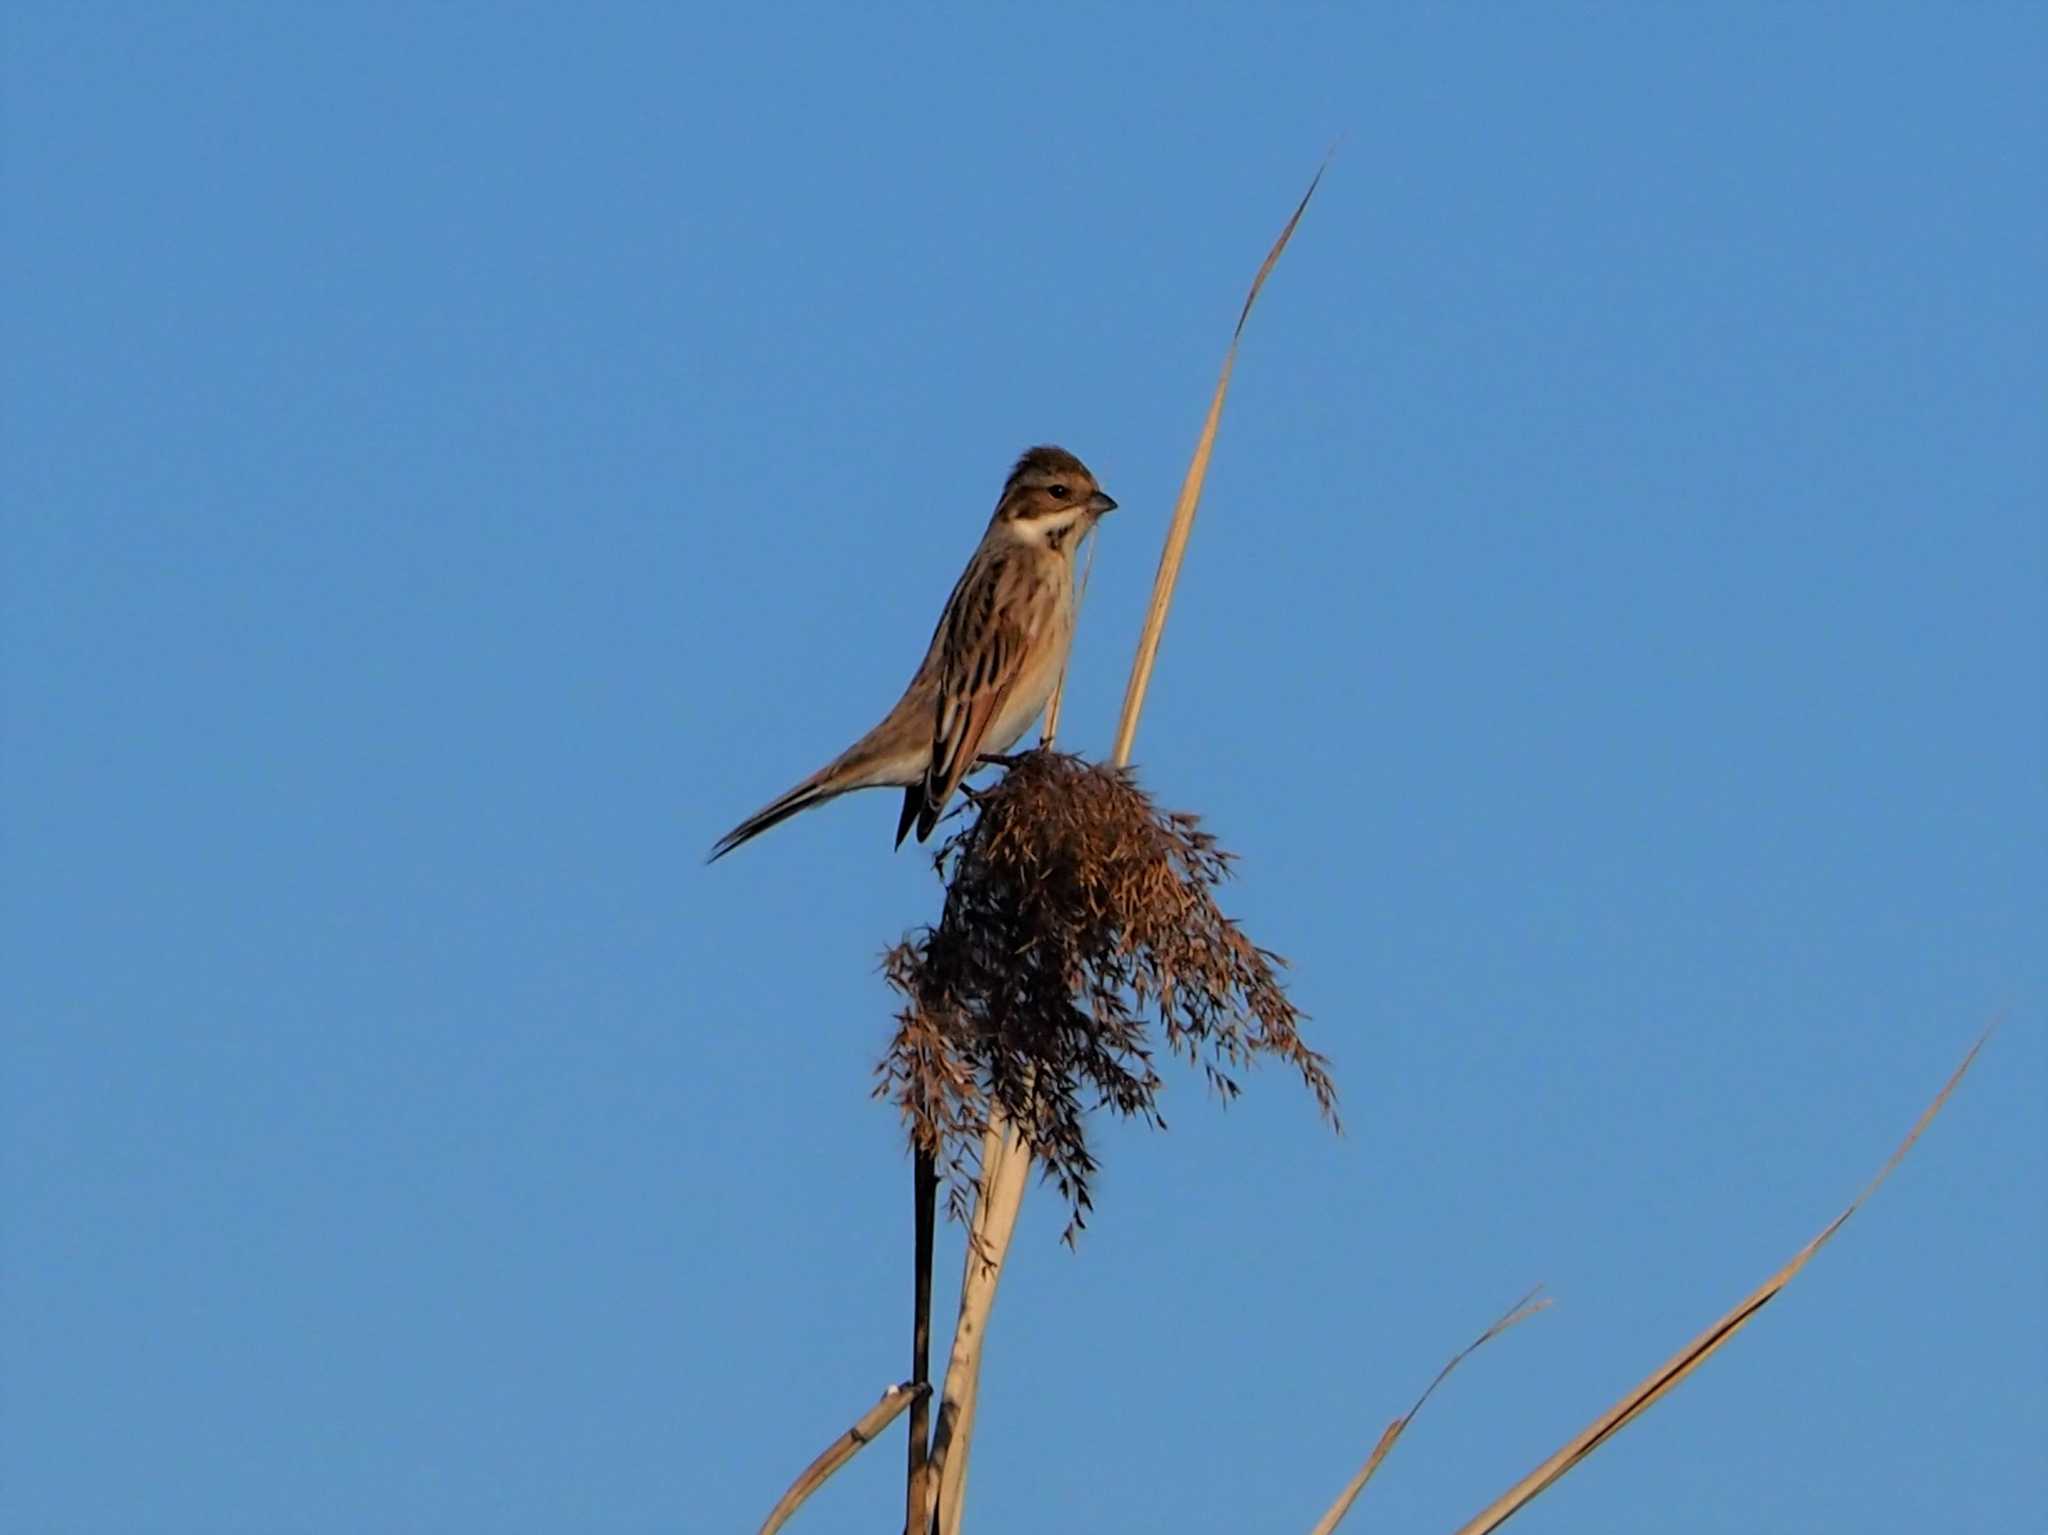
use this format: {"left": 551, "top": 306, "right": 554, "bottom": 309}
{"left": 984, "top": 565, "right": 1078, "bottom": 754}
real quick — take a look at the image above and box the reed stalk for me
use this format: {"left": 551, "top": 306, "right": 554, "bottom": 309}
{"left": 919, "top": 157, "right": 1330, "bottom": 1533}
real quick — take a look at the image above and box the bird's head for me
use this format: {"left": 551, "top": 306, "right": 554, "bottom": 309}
{"left": 992, "top": 445, "right": 1116, "bottom": 548}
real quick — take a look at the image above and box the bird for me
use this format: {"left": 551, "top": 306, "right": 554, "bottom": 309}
{"left": 709, "top": 445, "right": 1116, "bottom": 861}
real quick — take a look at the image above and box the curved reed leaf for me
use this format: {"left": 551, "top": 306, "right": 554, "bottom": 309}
{"left": 1448, "top": 1028, "right": 1992, "bottom": 1535}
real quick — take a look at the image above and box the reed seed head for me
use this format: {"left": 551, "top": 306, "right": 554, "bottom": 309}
{"left": 878, "top": 750, "right": 1337, "bottom": 1241}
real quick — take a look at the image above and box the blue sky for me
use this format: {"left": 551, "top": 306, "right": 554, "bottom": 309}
{"left": 3, "top": 4, "right": 2041, "bottom": 1531}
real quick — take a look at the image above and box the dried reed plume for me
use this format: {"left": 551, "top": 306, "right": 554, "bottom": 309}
{"left": 878, "top": 751, "right": 1336, "bottom": 1242}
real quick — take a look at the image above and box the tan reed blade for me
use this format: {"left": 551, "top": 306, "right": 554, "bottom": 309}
{"left": 1447, "top": 1027, "right": 1993, "bottom": 1535}
{"left": 1111, "top": 151, "right": 1331, "bottom": 769}
{"left": 1310, "top": 1290, "right": 1551, "bottom": 1535}
{"left": 758, "top": 1380, "right": 928, "bottom": 1535}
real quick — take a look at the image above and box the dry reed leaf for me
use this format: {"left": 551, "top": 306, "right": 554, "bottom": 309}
{"left": 757, "top": 1380, "right": 927, "bottom": 1535}
{"left": 1310, "top": 1290, "right": 1551, "bottom": 1535}
{"left": 1111, "top": 151, "right": 1330, "bottom": 767}
{"left": 1449, "top": 1028, "right": 1993, "bottom": 1535}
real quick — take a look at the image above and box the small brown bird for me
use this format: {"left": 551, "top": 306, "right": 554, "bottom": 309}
{"left": 710, "top": 445, "right": 1115, "bottom": 860}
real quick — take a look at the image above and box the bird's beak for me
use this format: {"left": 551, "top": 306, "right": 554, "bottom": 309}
{"left": 1088, "top": 490, "right": 1117, "bottom": 516}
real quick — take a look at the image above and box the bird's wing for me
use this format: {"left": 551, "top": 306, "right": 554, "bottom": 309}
{"left": 909, "top": 552, "right": 1034, "bottom": 841}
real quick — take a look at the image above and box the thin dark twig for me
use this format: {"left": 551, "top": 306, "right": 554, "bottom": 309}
{"left": 904, "top": 1147, "right": 937, "bottom": 1534}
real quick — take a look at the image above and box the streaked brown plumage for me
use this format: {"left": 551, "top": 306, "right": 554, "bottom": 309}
{"left": 709, "top": 446, "right": 1115, "bottom": 861}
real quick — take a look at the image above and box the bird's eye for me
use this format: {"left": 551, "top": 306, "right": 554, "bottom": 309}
{"left": 1048, "top": 484, "right": 1070, "bottom": 500}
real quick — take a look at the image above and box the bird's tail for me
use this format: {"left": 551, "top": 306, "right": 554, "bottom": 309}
{"left": 708, "top": 726, "right": 920, "bottom": 861}
{"left": 707, "top": 770, "right": 849, "bottom": 862}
